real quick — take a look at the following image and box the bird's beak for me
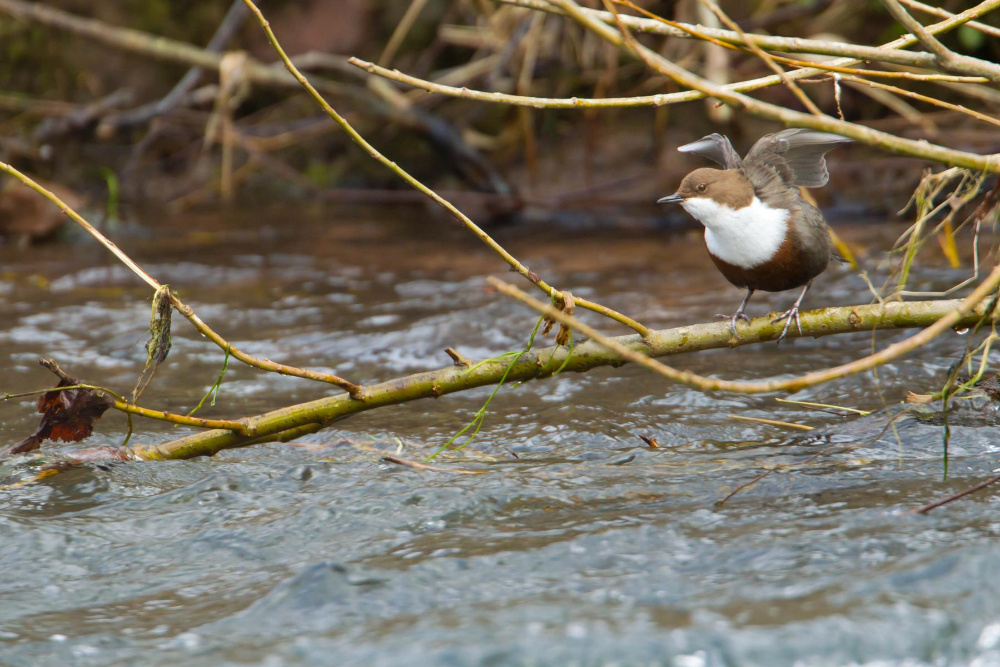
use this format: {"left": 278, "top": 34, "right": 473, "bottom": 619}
{"left": 657, "top": 193, "right": 683, "bottom": 205}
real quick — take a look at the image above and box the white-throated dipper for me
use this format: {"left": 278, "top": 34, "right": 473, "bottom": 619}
{"left": 658, "top": 128, "right": 850, "bottom": 342}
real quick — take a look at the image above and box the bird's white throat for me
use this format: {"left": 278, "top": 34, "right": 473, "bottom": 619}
{"left": 680, "top": 196, "right": 789, "bottom": 269}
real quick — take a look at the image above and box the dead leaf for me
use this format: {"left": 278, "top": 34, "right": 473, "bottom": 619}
{"left": 1, "top": 359, "right": 114, "bottom": 458}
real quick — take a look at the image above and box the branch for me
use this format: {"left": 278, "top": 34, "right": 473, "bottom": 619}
{"left": 99, "top": 0, "right": 249, "bottom": 135}
{"left": 898, "top": 0, "right": 1000, "bottom": 39}
{"left": 350, "top": 0, "right": 997, "bottom": 108}
{"left": 0, "top": 0, "right": 349, "bottom": 96}
{"left": 882, "top": 0, "right": 954, "bottom": 59}
{"left": 130, "top": 295, "right": 999, "bottom": 461}
{"left": 694, "top": 0, "right": 823, "bottom": 116}
{"left": 348, "top": 55, "right": 988, "bottom": 112}
{"left": 840, "top": 74, "right": 1000, "bottom": 129}
{"left": 489, "top": 271, "right": 1000, "bottom": 393}
{"left": 913, "top": 472, "right": 1000, "bottom": 513}
{"left": 495, "top": 0, "right": 1000, "bottom": 68}
{"left": 0, "top": 160, "right": 365, "bottom": 398}
{"left": 0, "top": 0, "right": 509, "bottom": 195}
{"left": 239, "top": 0, "right": 650, "bottom": 337}
{"left": 881, "top": 0, "right": 1000, "bottom": 82}
{"left": 547, "top": 0, "right": 1000, "bottom": 173}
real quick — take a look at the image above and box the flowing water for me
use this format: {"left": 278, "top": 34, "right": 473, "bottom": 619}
{"left": 2, "top": 206, "right": 1000, "bottom": 666}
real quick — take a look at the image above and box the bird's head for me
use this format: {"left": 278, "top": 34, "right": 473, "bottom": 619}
{"left": 657, "top": 168, "right": 754, "bottom": 210}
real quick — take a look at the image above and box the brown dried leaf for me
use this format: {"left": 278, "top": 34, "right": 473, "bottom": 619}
{"left": 555, "top": 291, "right": 575, "bottom": 347}
{"left": 1, "top": 360, "right": 114, "bottom": 458}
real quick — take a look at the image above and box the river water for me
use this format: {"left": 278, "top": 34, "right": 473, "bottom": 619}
{"left": 2, "top": 206, "right": 1000, "bottom": 666}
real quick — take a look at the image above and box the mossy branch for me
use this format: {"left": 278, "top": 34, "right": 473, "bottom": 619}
{"left": 131, "top": 295, "right": 998, "bottom": 461}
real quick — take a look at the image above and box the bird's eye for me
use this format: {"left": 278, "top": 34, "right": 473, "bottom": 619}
{"left": 696, "top": 183, "right": 707, "bottom": 192}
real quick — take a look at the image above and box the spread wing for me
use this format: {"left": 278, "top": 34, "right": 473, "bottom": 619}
{"left": 743, "top": 128, "right": 851, "bottom": 188}
{"left": 677, "top": 133, "right": 743, "bottom": 169}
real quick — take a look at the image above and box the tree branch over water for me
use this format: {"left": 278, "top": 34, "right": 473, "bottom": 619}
{"left": 4, "top": 0, "right": 1000, "bottom": 487}
{"left": 130, "top": 293, "right": 999, "bottom": 461}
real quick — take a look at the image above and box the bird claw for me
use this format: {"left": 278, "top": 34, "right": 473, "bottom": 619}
{"left": 771, "top": 307, "right": 802, "bottom": 343}
{"left": 716, "top": 312, "right": 750, "bottom": 337}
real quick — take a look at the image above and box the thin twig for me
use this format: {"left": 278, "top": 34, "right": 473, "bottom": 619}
{"left": 101, "top": 0, "right": 249, "bottom": 136}
{"left": 497, "top": 0, "right": 999, "bottom": 68}
{"left": 351, "top": 0, "right": 996, "bottom": 117}
{"left": 2, "top": 381, "right": 249, "bottom": 433}
{"left": 898, "top": 0, "right": 1000, "bottom": 38}
{"left": 550, "top": 0, "right": 1000, "bottom": 173}
{"left": 240, "top": 0, "right": 650, "bottom": 337}
{"left": 881, "top": 0, "right": 1000, "bottom": 82}
{"left": 382, "top": 455, "right": 483, "bottom": 474}
{"left": 717, "top": 407, "right": 910, "bottom": 506}
{"left": 882, "top": 0, "right": 957, "bottom": 60}
{"left": 486, "top": 265, "right": 1000, "bottom": 394}
{"left": 913, "top": 472, "right": 1000, "bottom": 513}
{"left": 0, "top": 0, "right": 351, "bottom": 96}
{"left": 717, "top": 467, "right": 776, "bottom": 506}
{"left": 694, "top": 0, "right": 823, "bottom": 116}
{"left": 726, "top": 415, "right": 814, "bottom": 430}
{"left": 0, "top": 160, "right": 366, "bottom": 398}
{"left": 775, "top": 398, "right": 871, "bottom": 416}
{"left": 378, "top": 0, "right": 431, "bottom": 66}
{"left": 839, "top": 73, "right": 1000, "bottom": 129}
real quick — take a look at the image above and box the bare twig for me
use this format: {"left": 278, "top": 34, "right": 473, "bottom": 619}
{"left": 0, "top": 160, "right": 366, "bottom": 398}
{"left": 240, "top": 0, "right": 650, "bottom": 337}
{"left": 99, "top": 0, "right": 249, "bottom": 136}
{"left": 694, "top": 0, "right": 823, "bottom": 116}
{"left": 549, "top": 0, "right": 1000, "bottom": 172}
{"left": 496, "top": 0, "right": 1000, "bottom": 68}
{"left": 0, "top": 0, "right": 507, "bottom": 196}
{"left": 898, "top": 0, "right": 1000, "bottom": 38}
{"left": 0, "top": 0, "right": 350, "bottom": 96}
{"left": 378, "top": 0, "right": 431, "bottom": 66}
{"left": 382, "top": 455, "right": 483, "bottom": 474}
{"left": 880, "top": 0, "right": 1000, "bottom": 82}
{"left": 717, "top": 408, "right": 911, "bottom": 506}
{"left": 726, "top": 415, "right": 814, "bottom": 430}
{"left": 840, "top": 74, "right": 1000, "bottom": 129}
{"left": 351, "top": 0, "right": 997, "bottom": 117}
{"left": 913, "top": 472, "right": 1000, "bottom": 513}
{"left": 1, "top": 377, "right": 249, "bottom": 434}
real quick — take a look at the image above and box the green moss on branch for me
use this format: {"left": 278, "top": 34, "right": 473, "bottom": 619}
{"left": 133, "top": 297, "right": 994, "bottom": 461}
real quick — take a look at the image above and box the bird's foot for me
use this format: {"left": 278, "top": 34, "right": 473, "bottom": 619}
{"left": 716, "top": 312, "right": 750, "bottom": 337}
{"left": 771, "top": 306, "right": 802, "bottom": 343}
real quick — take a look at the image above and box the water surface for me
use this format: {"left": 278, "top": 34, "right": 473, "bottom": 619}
{"left": 2, "top": 206, "right": 999, "bottom": 666}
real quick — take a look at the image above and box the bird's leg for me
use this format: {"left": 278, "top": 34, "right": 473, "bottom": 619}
{"left": 716, "top": 288, "right": 754, "bottom": 337}
{"left": 772, "top": 281, "right": 811, "bottom": 343}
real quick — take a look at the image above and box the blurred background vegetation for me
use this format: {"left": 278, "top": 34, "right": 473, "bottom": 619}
{"left": 1, "top": 0, "right": 998, "bottom": 229}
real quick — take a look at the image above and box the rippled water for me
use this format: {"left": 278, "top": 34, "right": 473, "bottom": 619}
{"left": 2, "top": 206, "right": 1000, "bottom": 666}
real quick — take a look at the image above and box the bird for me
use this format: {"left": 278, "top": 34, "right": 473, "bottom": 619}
{"left": 658, "top": 128, "right": 850, "bottom": 342}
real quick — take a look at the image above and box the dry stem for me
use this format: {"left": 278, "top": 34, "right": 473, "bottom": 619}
{"left": 0, "top": 160, "right": 365, "bottom": 399}
{"left": 239, "top": 0, "right": 650, "bottom": 337}
{"left": 550, "top": 0, "right": 1000, "bottom": 172}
